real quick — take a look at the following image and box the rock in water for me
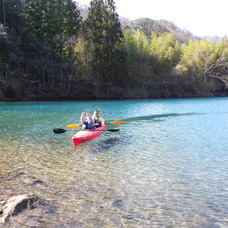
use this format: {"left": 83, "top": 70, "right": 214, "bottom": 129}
{"left": 0, "top": 193, "right": 39, "bottom": 224}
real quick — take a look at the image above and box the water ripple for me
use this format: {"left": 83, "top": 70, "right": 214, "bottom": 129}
{"left": 1, "top": 99, "right": 228, "bottom": 227}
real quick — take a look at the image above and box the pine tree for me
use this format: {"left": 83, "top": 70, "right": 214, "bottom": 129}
{"left": 22, "top": 0, "right": 82, "bottom": 95}
{"left": 0, "top": 0, "right": 26, "bottom": 34}
{"left": 84, "top": 0, "right": 125, "bottom": 89}
{"left": 25, "top": 0, "right": 81, "bottom": 40}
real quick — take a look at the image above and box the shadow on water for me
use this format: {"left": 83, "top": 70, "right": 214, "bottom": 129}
{"left": 121, "top": 112, "right": 204, "bottom": 123}
{"left": 89, "top": 137, "right": 122, "bottom": 153}
{"left": 72, "top": 134, "right": 131, "bottom": 154}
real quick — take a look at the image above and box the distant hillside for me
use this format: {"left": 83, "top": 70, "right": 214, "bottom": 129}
{"left": 78, "top": 4, "right": 89, "bottom": 19}
{"left": 77, "top": 4, "right": 221, "bottom": 43}
{"left": 128, "top": 18, "right": 195, "bottom": 43}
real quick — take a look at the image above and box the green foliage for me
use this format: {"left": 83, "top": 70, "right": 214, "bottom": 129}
{"left": 0, "top": 0, "right": 228, "bottom": 100}
{"left": 123, "top": 30, "right": 152, "bottom": 81}
{"left": 0, "top": 25, "right": 23, "bottom": 78}
{"left": 25, "top": 0, "right": 81, "bottom": 40}
{"left": 150, "top": 32, "right": 182, "bottom": 75}
{"left": 84, "top": 0, "right": 124, "bottom": 87}
{"left": 122, "top": 30, "right": 184, "bottom": 97}
{"left": 133, "top": 18, "right": 168, "bottom": 37}
{"left": 0, "top": 0, "right": 26, "bottom": 35}
{"left": 181, "top": 39, "right": 228, "bottom": 79}
{"left": 123, "top": 30, "right": 155, "bottom": 97}
{"left": 171, "top": 38, "right": 228, "bottom": 95}
{"left": 0, "top": 0, "right": 82, "bottom": 100}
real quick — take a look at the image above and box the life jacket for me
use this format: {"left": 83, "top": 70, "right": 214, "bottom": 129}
{"left": 93, "top": 117, "right": 104, "bottom": 127}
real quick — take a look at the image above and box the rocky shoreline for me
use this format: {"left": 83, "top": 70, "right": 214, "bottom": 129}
{"left": 0, "top": 192, "right": 55, "bottom": 226}
{"left": 0, "top": 193, "right": 43, "bottom": 224}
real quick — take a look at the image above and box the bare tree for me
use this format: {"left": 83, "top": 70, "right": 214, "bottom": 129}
{"left": 208, "top": 59, "right": 228, "bottom": 88}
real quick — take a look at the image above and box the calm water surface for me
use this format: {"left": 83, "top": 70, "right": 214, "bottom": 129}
{"left": 0, "top": 98, "right": 228, "bottom": 227}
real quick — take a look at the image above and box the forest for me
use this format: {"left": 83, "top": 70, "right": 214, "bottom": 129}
{"left": 0, "top": 0, "right": 228, "bottom": 101}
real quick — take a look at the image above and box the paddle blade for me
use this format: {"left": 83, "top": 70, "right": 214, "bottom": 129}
{"left": 107, "top": 129, "right": 120, "bottom": 132}
{"left": 110, "top": 121, "right": 124, "bottom": 125}
{"left": 53, "top": 128, "right": 67, "bottom": 134}
{"left": 66, "top": 124, "right": 80, "bottom": 129}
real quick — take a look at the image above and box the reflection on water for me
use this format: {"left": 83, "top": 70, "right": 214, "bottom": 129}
{"left": 1, "top": 99, "right": 228, "bottom": 227}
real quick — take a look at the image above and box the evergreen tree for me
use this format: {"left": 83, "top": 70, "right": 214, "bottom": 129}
{"left": 25, "top": 0, "right": 81, "bottom": 40}
{"left": 84, "top": 0, "right": 125, "bottom": 91}
{"left": 22, "top": 0, "right": 82, "bottom": 96}
{"left": 0, "top": 0, "right": 26, "bottom": 34}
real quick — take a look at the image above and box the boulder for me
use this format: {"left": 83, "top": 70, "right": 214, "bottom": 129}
{"left": 0, "top": 193, "right": 39, "bottom": 224}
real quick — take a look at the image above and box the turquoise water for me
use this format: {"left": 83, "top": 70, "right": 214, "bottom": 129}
{"left": 0, "top": 98, "right": 228, "bottom": 227}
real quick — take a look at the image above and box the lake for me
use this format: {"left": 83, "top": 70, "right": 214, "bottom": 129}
{"left": 0, "top": 98, "right": 228, "bottom": 227}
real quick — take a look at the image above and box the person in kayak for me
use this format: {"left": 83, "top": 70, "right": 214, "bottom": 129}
{"left": 92, "top": 109, "right": 105, "bottom": 128}
{"left": 80, "top": 112, "right": 94, "bottom": 130}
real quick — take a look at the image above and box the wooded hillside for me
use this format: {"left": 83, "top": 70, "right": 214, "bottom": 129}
{"left": 0, "top": 0, "right": 228, "bottom": 101}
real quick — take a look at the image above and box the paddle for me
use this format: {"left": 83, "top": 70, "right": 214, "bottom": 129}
{"left": 66, "top": 121, "right": 124, "bottom": 129}
{"left": 66, "top": 124, "right": 80, "bottom": 129}
{"left": 53, "top": 128, "right": 120, "bottom": 134}
{"left": 108, "top": 121, "right": 124, "bottom": 125}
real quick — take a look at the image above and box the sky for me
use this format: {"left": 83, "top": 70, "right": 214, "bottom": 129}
{"left": 76, "top": 0, "right": 228, "bottom": 37}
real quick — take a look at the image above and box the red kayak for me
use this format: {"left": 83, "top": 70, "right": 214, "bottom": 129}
{"left": 72, "top": 125, "right": 106, "bottom": 146}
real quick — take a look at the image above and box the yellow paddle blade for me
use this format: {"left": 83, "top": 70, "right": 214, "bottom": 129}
{"left": 110, "top": 121, "right": 124, "bottom": 125}
{"left": 66, "top": 124, "right": 80, "bottom": 129}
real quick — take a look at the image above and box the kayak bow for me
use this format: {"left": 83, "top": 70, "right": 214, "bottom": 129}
{"left": 72, "top": 125, "right": 106, "bottom": 146}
